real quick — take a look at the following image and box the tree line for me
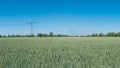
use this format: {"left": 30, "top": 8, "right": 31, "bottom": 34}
{"left": 0, "top": 32, "right": 120, "bottom": 37}
{"left": 83, "top": 32, "right": 120, "bottom": 37}
{"left": 0, "top": 32, "right": 69, "bottom": 37}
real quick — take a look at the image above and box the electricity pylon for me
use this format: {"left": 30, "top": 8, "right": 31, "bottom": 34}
{"left": 26, "top": 21, "right": 39, "bottom": 35}
{"left": 70, "top": 29, "right": 74, "bottom": 36}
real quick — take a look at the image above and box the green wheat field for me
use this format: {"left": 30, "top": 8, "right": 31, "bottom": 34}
{"left": 0, "top": 37, "right": 120, "bottom": 68}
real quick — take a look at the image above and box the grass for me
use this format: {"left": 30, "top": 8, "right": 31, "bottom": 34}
{"left": 0, "top": 37, "right": 120, "bottom": 68}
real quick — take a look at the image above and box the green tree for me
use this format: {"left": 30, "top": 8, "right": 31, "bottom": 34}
{"left": 99, "top": 33, "right": 104, "bottom": 37}
{"left": 0, "top": 35, "right": 2, "bottom": 37}
{"left": 49, "top": 32, "right": 53, "bottom": 37}
{"left": 92, "top": 33, "right": 98, "bottom": 37}
{"left": 16, "top": 34, "right": 21, "bottom": 37}
{"left": 107, "top": 32, "right": 115, "bottom": 37}
{"left": 116, "top": 32, "right": 120, "bottom": 37}
{"left": 11, "top": 34, "right": 15, "bottom": 37}
{"left": 8, "top": 35, "right": 11, "bottom": 37}
{"left": 57, "top": 34, "right": 62, "bottom": 37}
{"left": 38, "top": 33, "right": 43, "bottom": 37}
{"left": 44, "top": 34, "right": 48, "bottom": 37}
{"left": 3, "top": 35, "right": 6, "bottom": 37}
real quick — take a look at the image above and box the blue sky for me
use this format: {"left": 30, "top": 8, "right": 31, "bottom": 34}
{"left": 0, "top": 0, "right": 120, "bottom": 35}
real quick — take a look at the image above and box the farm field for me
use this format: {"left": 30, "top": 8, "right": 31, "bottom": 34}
{"left": 0, "top": 37, "right": 120, "bottom": 68}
